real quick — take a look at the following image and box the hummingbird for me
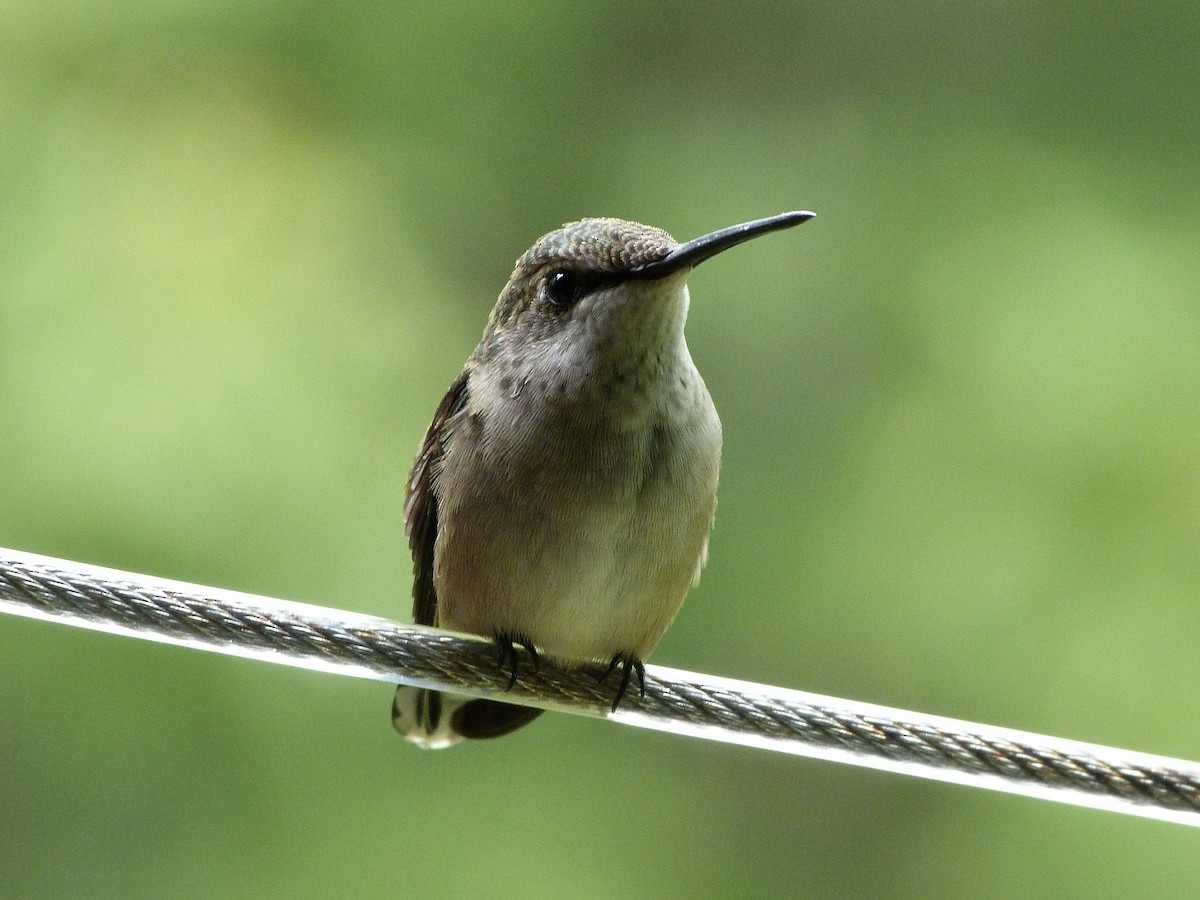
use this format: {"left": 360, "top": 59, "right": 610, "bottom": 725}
{"left": 392, "top": 210, "right": 814, "bottom": 748}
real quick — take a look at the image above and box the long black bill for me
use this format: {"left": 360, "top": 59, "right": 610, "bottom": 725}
{"left": 628, "top": 210, "right": 815, "bottom": 280}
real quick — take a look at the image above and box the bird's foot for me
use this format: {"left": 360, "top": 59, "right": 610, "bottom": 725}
{"left": 494, "top": 632, "right": 539, "bottom": 690}
{"left": 600, "top": 654, "right": 645, "bottom": 712}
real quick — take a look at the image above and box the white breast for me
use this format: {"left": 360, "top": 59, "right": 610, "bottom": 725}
{"left": 433, "top": 278, "right": 722, "bottom": 664}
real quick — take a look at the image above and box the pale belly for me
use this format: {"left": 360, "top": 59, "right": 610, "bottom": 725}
{"left": 432, "top": 389, "right": 721, "bottom": 664}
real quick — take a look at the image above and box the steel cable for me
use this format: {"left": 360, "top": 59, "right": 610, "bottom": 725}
{"left": 2, "top": 547, "right": 1197, "bottom": 826}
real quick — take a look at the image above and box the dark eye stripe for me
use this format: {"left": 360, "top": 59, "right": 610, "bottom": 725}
{"left": 540, "top": 268, "right": 624, "bottom": 312}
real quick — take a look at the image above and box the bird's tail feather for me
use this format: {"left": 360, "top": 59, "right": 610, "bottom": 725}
{"left": 392, "top": 686, "right": 544, "bottom": 749}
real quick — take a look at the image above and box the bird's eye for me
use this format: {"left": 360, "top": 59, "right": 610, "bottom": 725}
{"left": 544, "top": 270, "right": 581, "bottom": 308}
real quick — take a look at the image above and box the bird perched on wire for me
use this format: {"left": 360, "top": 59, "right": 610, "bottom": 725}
{"left": 392, "top": 210, "right": 813, "bottom": 748}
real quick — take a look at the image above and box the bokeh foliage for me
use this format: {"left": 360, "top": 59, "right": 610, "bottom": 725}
{"left": 3, "top": 3, "right": 1199, "bottom": 897}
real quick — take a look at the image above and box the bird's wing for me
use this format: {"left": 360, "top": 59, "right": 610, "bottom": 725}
{"left": 403, "top": 369, "right": 470, "bottom": 626}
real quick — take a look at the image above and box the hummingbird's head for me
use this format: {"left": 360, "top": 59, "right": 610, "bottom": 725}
{"left": 475, "top": 212, "right": 814, "bottom": 383}
{"left": 484, "top": 217, "right": 678, "bottom": 337}
{"left": 482, "top": 211, "right": 811, "bottom": 340}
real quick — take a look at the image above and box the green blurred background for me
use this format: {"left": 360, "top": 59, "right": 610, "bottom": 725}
{"left": 3, "top": 2, "right": 1199, "bottom": 896}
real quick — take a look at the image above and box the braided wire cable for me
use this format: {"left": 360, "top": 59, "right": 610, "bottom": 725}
{"left": 2, "top": 546, "right": 1198, "bottom": 826}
